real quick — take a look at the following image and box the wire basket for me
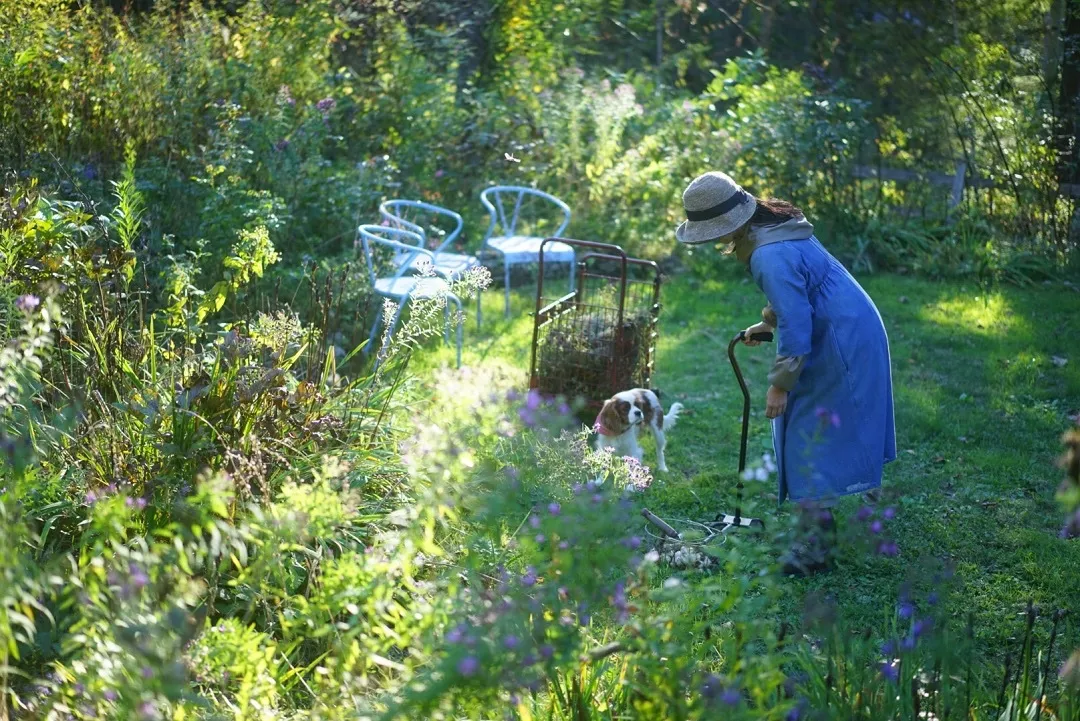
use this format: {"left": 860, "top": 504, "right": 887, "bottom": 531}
{"left": 528, "top": 239, "right": 662, "bottom": 414}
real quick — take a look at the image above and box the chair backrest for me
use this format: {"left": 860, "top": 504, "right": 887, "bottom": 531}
{"left": 356, "top": 224, "right": 433, "bottom": 288}
{"left": 480, "top": 186, "right": 571, "bottom": 243}
{"left": 379, "top": 199, "right": 463, "bottom": 254}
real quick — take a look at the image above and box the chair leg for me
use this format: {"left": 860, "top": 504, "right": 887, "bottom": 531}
{"left": 373, "top": 299, "right": 406, "bottom": 373}
{"left": 504, "top": 259, "right": 512, "bottom": 319}
{"left": 568, "top": 251, "right": 576, "bottom": 294}
{"left": 365, "top": 300, "right": 384, "bottom": 357}
{"left": 446, "top": 293, "right": 464, "bottom": 369}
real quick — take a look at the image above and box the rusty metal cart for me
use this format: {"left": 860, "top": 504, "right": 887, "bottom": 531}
{"left": 528, "top": 238, "right": 661, "bottom": 415}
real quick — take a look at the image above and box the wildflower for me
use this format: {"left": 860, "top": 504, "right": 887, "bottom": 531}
{"left": 548, "top": 502, "right": 561, "bottom": 515}
{"left": 103, "top": 689, "right": 117, "bottom": 702}
{"left": 900, "top": 635, "right": 917, "bottom": 651}
{"left": 1060, "top": 650, "right": 1080, "bottom": 687}
{"left": 539, "top": 644, "right": 554, "bottom": 659}
{"left": 741, "top": 468, "right": 755, "bottom": 481}
{"left": 830, "top": 412, "right": 841, "bottom": 428}
{"left": 435, "top": 169, "right": 445, "bottom": 179}
{"left": 503, "top": 635, "right": 520, "bottom": 650}
{"left": 139, "top": 700, "right": 156, "bottom": 718}
{"left": 786, "top": 698, "right": 809, "bottom": 721}
{"left": 624, "top": 535, "right": 642, "bottom": 549}
{"left": 815, "top": 407, "right": 829, "bottom": 421}
{"left": 274, "top": 138, "right": 289, "bottom": 152}
{"left": 856, "top": 505, "right": 873, "bottom": 521}
{"left": 754, "top": 467, "right": 769, "bottom": 481}
{"left": 722, "top": 688, "right": 741, "bottom": 706}
{"left": 316, "top": 97, "right": 336, "bottom": 114}
{"left": 898, "top": 602, "right": 914, "bottom": 619}
{"left": 521, "top": 567, "right": 537, "bottom": 586}
{"left": 141, "top": 666, "right": 154, "bottom": 679}
{"left": 74, "top": 683, "right": 85, "bottom": 695}
{"left": 883, "top": 506, "right": 896, "bottom": 519}
{"left": 534, "top": 534, "right": 546, "bottom": 543}
{"left": 529, "top": 514, "right": 541, "bottom": 529}
{"left": 557, "top": 540, "right": 569, "bottom": 550}
{"left": 927, "top": 592, "right": 939, "bottom": 606}
{"left": 876, "top": 540, "right": 899, "bottom": 556}
{"left": 446, "top": 625, "right": 466, "bottom": 643}
{"left": 130, "top": 564, "right": 149, "bottom": 589}
{"left": 84, "top": 491, "right": 97, "bottom": 505}
{"left": 870, "top": 520, "right": 883, "bottom": 534}
{"left": 913, "top": 619, "right": 932, "bottom": 638}
{"left": 558, "top": 402, "right": 571, "bottom": 415}
{"left": 15, "top": 295, "right": 40, "bottom": 313}
{"left": 457, "top": 655, "right": 479, "bottom": 677}
{"left": 880, "top": 660, "right": 900, "bottom": 683}
{"left": 881, "top": 639, "right": 896, "bottom": 656}
{"left": 526, "top": 389, "right": 542, "bottom": 411}
{"left": 682, "top": 100, "right": 693, "bottom": 112}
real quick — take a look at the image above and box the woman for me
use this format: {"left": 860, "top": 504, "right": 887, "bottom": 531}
{"left": 676, "top": 171, "right": 897, "bottom": 572}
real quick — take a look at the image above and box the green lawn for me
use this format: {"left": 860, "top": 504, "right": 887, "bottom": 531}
{"left": 411, "top": 267, "right": 1080, "bottom": 662}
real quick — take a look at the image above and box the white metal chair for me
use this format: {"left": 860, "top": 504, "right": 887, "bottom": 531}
{"left": 379, "top": 199, "right": 484, "bottom": 327}
{"left": 480, "top": 186, "right": 573, "bottom": 318}
{"left": 357, "top": 224, "right": 463, "bottom": 368}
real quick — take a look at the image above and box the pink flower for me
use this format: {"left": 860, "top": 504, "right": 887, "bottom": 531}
{"left": 434, "top": 169, "right": 445, "bottom": 179}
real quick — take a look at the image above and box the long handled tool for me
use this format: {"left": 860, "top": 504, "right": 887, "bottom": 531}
{"left": 706, "top": 329, "right": 774, "bottom": 533}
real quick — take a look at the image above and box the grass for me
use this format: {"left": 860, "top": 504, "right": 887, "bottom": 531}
{"left": 409, "top": 265, "right": 1080, "bottom": 668}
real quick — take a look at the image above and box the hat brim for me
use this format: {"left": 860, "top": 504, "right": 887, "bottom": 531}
{"left": 675, "top": 197, "right": 757, "bottom": 245}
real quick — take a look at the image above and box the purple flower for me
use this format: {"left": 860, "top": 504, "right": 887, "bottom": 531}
{"left": 625, "top": 535, "right": 641, "bottom": 549}
{"left": 558, "top": 541, "right": 569, "bottom": 550}
{"left": 558, "top": 402, "right": 571, "bottom": 415}
{"left": 274, "top": 138, "right": 290, "bottom": 152}
{"left": 141, "top": 666, "right": 154, "bottom": 679}
{"left": 547, "top": 502, "right": 561, "bottom": 515}
{"left": 16, "top": 295, "right": 41, "bottom": 313}
{"left": 534, "top": 534, "right": 546, "bottom": 544}
{"left": 503, "top": 634, "right": 520, "bottom": 650}
{"left": 74, "top": 683, "right": 85, "bottom": 695}
{"left": 881, "top": 639, "right": 896, "bottom": 656}
{"left": 815, "top": 407, "right": 829, "bottom": 421}
{"left": 539, "top": 644, "right": 554, "bottom": 659}
{"left": 883, "top": 506, "right": 896, "bottom": 519}
{"left": 830, "top": 412, "right": 841, "bottom": 428}
{"left": 139, "top": 701, "right": 155, "bottom": 718}
{"left": 529, "top": 514, "right": 541, "bottom": 529}
{"left": 927, "top": 592, "right": 939, "bottom": 606}
{"left": 447, "top": 624, "right": 466, "bottom": 643}
{"left": 316, "top": 97, "right": 336, "bottom": 114}
{"left": 526, "top": 389, "right": 543, "bottom": 411}
{"left": 870, "top": 520, "right": 883, "bottom": 534}
{"left": 786, "top": 698, "right": 809, "bottom": 721}
{"left": 84, "top": 491, "right": 97, "bottom": 505}
{"left": 434, "top": 169, "right": 445, "bottom": 179}
{"left": 592, "top": 493, "right": 603, "bottom": 504}
{"left": 103, "top": 689, "right": 117, "bottom": 702}
{"left": 521, "top": 567, "right": 537, "bottom": 586}
{"left": 130, "top": 564, "right": 149, "bottom": 588}
{"left": 880, "top": 660, "right": 900, "bottom": 683}
{"left": 913, "top": 619, "right": 932, "bottom": 638}
{"left": 900, "top": 636, "right": 917, "bottom": 651}
{"left": 457, "top": 655, "right": 479, "bottom": 677}
{"left": 898, "top": 602, "right": 914, "bottom": 619}
{"left": 722, "top": 688, "right": 741, "bottom": 706}
{"left": 876, "top": 540, "right": 899, "bottom": 556}
{"left": 856, "top": 505, "right": 873, "bottom": 521}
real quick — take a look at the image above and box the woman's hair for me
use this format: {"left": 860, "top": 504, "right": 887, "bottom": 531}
{"left": 750, "top": 197, "right": 804, "bottom": 225}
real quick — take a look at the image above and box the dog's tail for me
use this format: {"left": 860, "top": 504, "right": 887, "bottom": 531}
{"left": 664, "top": 402, "right": 684, "bottom": 430}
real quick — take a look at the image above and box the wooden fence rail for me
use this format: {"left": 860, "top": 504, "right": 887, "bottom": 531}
{"left": 851, "top": 162, "right": 1080, "bottom": 210}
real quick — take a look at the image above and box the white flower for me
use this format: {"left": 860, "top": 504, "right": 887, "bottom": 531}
{"left": 754, "top": 467, "right": 769, "bottom": 482}
{"left": 663, "top": 577, "right": 682, "bottom": 589}
{"left": 741, "top": 469, "right": 754, "bottom": 481}
{"left": 644, "top": 550, "right": 660, "bottom": 563}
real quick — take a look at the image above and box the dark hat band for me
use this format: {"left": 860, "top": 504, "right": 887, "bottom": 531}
{"left": 685, "top": 189, "right": 750, "bottom": 221}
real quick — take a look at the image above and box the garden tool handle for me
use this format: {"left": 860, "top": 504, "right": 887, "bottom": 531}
{"left": 727, "top": 330, "right": 775, "bottom": 476}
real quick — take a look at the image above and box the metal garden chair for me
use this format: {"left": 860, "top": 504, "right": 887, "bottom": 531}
{"left": 357, "top": 224, "right": 463, "bottom": 369}
{"left": 379, "top": 199, "right": 484, "bottom": 327}
{"left": 480, "top": 186, "right": 573, "bottom": 318}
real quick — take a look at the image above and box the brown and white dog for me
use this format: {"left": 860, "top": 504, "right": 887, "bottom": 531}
{"left": 593, "top": 389, "right": 683, "bottom": 473}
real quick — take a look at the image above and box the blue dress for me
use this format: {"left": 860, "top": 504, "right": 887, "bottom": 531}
{"left": 749, "top": 237, "right": 896, "bottom": 503}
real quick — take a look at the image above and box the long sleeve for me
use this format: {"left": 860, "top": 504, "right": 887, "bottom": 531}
{"left": 750, "top": 244, "right": 813, "bottom": 389}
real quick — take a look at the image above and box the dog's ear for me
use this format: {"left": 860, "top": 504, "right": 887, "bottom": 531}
{"left": 599, "top": 398, "right": 630, "bottom": 435}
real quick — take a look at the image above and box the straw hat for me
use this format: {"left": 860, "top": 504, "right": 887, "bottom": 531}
{"left": 675, "top": 171, "right": 757, "bottom": 245}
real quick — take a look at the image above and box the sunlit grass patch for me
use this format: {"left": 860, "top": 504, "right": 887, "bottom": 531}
{"left": 918, "top": 292, "right": 1023, "bottom": 336}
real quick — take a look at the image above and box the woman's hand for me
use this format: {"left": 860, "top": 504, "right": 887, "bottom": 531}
{"left": 741, "top": 321, "right": 773, "bottom": 346}
{"left": 765, "top": 385, "right": 788, "bottom": 419}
